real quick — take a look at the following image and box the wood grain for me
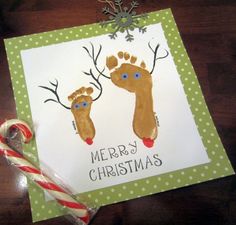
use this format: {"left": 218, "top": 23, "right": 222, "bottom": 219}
{"left": 0, "top": 1, "right": 236, "bottom": 224}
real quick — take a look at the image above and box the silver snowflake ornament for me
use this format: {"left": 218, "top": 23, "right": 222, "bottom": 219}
{"left": 100, "top": 0, "right": 148, "bottom": 42}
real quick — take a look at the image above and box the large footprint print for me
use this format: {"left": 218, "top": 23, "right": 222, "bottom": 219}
{"left": 106, "top": 52, "right": 158, "bottom": 148}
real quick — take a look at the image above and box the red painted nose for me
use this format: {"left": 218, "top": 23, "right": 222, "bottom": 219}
{"left": 85, "top": 138, "right": 93, "bottom": 145}
{"left": 142, "top": 138, "right": 154, "bottom": 148}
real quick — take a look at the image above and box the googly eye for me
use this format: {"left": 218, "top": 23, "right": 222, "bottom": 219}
{"left": 134, "top": 72, "right": 141, "bottom": 79}
{"left": 121, "top": 73, "right": 128, "bottom": 80}
{"left": 74, "top": 103, "right": 80, "bottom": 109}
{"left": 82, "top": 102, "right": 88, "bottom": 107}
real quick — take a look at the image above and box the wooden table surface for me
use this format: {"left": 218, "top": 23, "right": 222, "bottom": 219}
{"left": 0, "top": 0, "right": 236, "bottom": 224}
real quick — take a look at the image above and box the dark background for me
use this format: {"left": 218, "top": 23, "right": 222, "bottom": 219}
{"left": 0, "top": 0, "right": 236, "bottom": 225}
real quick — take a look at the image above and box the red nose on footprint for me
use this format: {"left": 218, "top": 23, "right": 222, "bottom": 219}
{"left": 142, "top": 138, "right": 154, "bottom": 148}
{"left": 85, "top": 138, "right": 93, "bottom": 145}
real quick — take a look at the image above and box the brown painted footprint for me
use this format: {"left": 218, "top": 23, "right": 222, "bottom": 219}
{"left": 68, "top": 87, "right": 95, "bottom": 145}
{"left": 106, "top": 52, "right": 157, "bottom": 148}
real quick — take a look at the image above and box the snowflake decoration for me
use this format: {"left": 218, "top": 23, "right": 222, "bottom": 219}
{"left": 100, "top": 0, "right": 148, "bottom": 42}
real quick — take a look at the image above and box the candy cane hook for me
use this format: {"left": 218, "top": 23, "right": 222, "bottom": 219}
{"left": 0, "top": 119, "right": 90, "bottom": 224}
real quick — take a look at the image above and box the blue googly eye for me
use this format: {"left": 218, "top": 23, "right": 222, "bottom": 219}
{"left": 134, "top": 72, "right": 141, "bottom": 79}
{"left": 82, "top": 102, "right": 88, "bottom": 107}
{"left": 74, "top": 103, "right": 80, "bottom": 109}
{"left": 121, "top": 73, "right": 128, "bottom": 80}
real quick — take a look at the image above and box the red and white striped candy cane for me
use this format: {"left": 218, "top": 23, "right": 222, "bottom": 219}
{"left": 0, "top": 119, "right": 90, "bottom": 224}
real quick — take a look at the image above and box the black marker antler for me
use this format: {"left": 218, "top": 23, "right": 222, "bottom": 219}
{"left": 83, "top": 42, "right": 111, "bottom": 79}
{"left": 39, "top": 79, "right": 71, "bottom": 109}
{"left": 148, "top": 41, "right": 169, "bottom": 74}
{"left": 83, "top": 69, "right": 103, "bottom": 102}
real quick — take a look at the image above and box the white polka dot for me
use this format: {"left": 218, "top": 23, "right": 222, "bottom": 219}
{"left": 145, "top": 180, "right": 150, "bottom": 184}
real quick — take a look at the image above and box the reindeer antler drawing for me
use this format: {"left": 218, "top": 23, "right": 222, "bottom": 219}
{"left": 148, "top": 41, "right": 169, "bottom": 74}
{"left": 82, "top": 42, "right": 113, "bottom": 101}
{"left": 83, "top": 43, "right": 111, "bottom": 79}
{"left": 83, "top": 69, "right": 103, "bottom": 101}
{"left": 39, "top": 79, "right": 71, "bottom": 109}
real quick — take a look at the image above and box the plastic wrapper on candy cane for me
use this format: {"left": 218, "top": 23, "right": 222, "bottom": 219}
{"left": 0, "top": 119, "right": 96, "bottom": 225}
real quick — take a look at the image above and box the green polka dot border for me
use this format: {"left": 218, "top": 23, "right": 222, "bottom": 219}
{"left": 4, "top": 8, "right": 234, "bottom": 223}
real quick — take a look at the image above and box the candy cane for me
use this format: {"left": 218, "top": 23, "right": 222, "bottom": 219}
{"left": 0, "top": 119, "right": 90, "bottom": 224}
